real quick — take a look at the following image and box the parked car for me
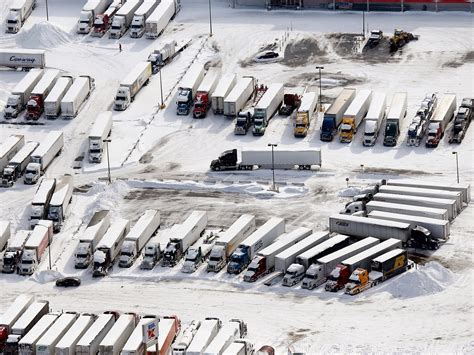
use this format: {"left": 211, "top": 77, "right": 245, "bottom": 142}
{"left": 56, "top": 277, "right": 81, "bottom": 287}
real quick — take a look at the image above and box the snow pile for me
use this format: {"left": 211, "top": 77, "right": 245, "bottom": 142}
{"left": 32, "top": 270, "right": 63, "bottom": 284}
{"left": 82, "top": 180, "right": 131, "bottom": 221}
{"left": 378, "top": 262, "right": 455, "bottom": 299}
{"left": 338, "top": 186, "right": 361, "bottom": 197}
{"left": 16, "top": 22, "right": 72, "bottom": 49}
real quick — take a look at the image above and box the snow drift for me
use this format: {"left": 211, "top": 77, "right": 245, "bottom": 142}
{"left": 17, "top": 22, "right": 72, "bottom": 49}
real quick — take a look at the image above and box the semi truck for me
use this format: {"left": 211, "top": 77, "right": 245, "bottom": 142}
{"left": 61, "top": 75, "right": 95, "bottom": 118}
{"left": 109, "top": 0, "right": 143, "bottom": 38}
{"left": 181, "top": 242, "right": 214, "bottom": 274}
{"left": 203, "top": 320, "right": 246, "bottom": 355}
{"left": 19, "top": 162, "right": 50, "bottom": 199}
{"left": 18, "top": 312, "right": 61, "bottom": 355}
{"left": 2, "top": 230, "right": 31, "bottom": 273}
{"left": 89, "top": 111, "right": 113, "bottom": 163}
{"left": 300, "top": 234, "right": 351, "bottom": 290}
{"left": 74, "top": 210, "right": 111, "bottom": 269}
{"left": 363, "top": 92, "right": 386, "bottom": 146}
{"left": 0, "top": 295, "right": 34, "bottom": 351}
{"left": 140, "top": 236, "right": 162, "bottom": 270}
{"left": 4, "top": 69, "right": 43, "bottom": 118}
{"left": 147, "top": 41, "right": 177, "bottom": 73}
{"left": 99, "top": 313, "right": 136, "bottom": 355}
{"left": 155, "top": 316, "right": 181, "bottom": 355}
{"left": 145, "top": 0, "right": 180, "bottom": 39}
{"left": 366, "top": 201, "right": 448, "bottom": 221}
{"left": 120, "top": 318, "right": 150, "bottom": 355}
{"left": 449, "top": 98, "right": 474, "bottom": 143}
{"left": 1, "top": 141, "right": 39, "bottom": 187}
{"left": 162, "top": 210, "right": 207, "bottom": 267}
{"left": 207, "top": 214, "right": 256, "bottom": 273}
{"left": 325, "top": 238, "right": 402, "bottom": 292}
{"left": 26, "top": 69, "right": 61, "bottom": 120}
{"left": 212, "top": 74, "right": 237, "bottom": 115}
{"left": 0, "top": 49, "right": 45, "bottom": 71}
{"left": 186, "top": 318, "right": 221, "bottom": 355}
{"left": 252, "top": 83, "right": 284, "bottom": 136}
{"left": 279, "top": 92, "right": 302, "bottom": 116}
{"left": 373, "top": 193, "right": 458, "bottom": 220}
{"left": 18, "top": 220, "right": 53, "bottom": 275}
{"left": 339, "top": 89, "right": 372, "bottom": 143}
{"left": 243, "top": 227, "right": 312, "bottom": 282}
{"left": 406, "top": 94, "right": 437, "bottom": 146}
{"left": 320, "top": 88, "right": 356, "bottom": 141}
{"left": 119, "top": 210, "right": 160, "bottom": 268}
{"left": 29, "top": 178, "right": 56, "bottom": 229}
{"left": 93, "top": 218, "right": 130, "bottom": 277}
{"left": 279, "top": 232, "right": 331, "bottom": 287}
{"left": 383, "top": 92, "right": 407, "bottom": 146}
{"left": 75, "top": 313, "right": 116, "bottom": 355}
{"left": 44, "top": 77, "right": 74, "bottom": 119}
{"left": 55, "top": 314, "right": 97, "bottom": 355}
{"left": 5, "top": 0, "right": 36, "bottom": 34}
{"left": 426, "top": 93, "right": 456, "bottom": 147}
{"left": 0, "top": 135, "right": 25, "bottom": 172}
{"left": 0, "top": 221, "right": 11, "bottom": 252}
{"left": 368, "top": 211, "right": 450, "bottom": 239}
{"left": 378, "top": 185, "right": 462, "bottom": 211}
{"left": 345, "top": 248, "right": 410, "bottom": 295}
{"left": 4, "top": 301, "right": 50, "bottom": 354}
{"left": 130, "top": 0, "right": 160, "bottom": 38}
{"left": 77, "top": 0, "right": 113, "bottom": 34}
{"left": 176, "top": 63, "right": 205, "bottom": 115}
{"left": 36, "top": 313, "right": 78, "bottom": 355}
{"left": 114, "top": 62, "right": 152, "bottom": 111}
{"left": 171, "top": 320, "right": 200, "bottom": 354}
{"left": 47, "top": 175, "right": 73, "bottom": 232}
{"left": 329, "top": 214, "right": 412, "bottom": 243}
{"left": 227, "top": 217, "right": 285, "bottom": 274}
{"left": 210, "top": 148, "right": 322, "bottom": 171}
{"left": 293, "top": 92, "right": 317, "bottom": 138}
{"left": 192, "top": 67, "right": 221, "bottom": 118}
{"left": 385, "top": 178, "right": 471, "bottom": 204}
{"left": 92, "top": 0, "right": 123, "bottom": 37}
{"left": 223, "top": 77, "right": 255, "bottom": 119}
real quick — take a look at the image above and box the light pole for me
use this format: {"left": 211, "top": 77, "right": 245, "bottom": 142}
{"left": 48, "top": 233, "right": 52, "bottom": 270}
{"left": 103, "top": 139, "right": 112, "bottom": 184}
{"left": 268, "top": 143, "right": 278, "bottom": 192}
{"left": 159, "top": 68, "right": 165, "bottom": 109}
{"left": 45, "top": 0, "right": 50, "bottom": 21}
{"left": 452, "top": 151, "right": 459, "bottom": 183}
{"left": 208, "top": 0, "right": 213, "bottom": 37}
{"left": 316, "top": 66, "right": 324, "bottom": 112}
{"left": 362, "top": 11, "right": 366, "bottom": 37}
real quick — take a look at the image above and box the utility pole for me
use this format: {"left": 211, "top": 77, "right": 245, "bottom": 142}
{"left": 159, "top": 69, "right": 165, "bottom": 109}
{"left": 316, "top": 66, "right": 324, "bottom": 111}
{"left": 452, "top": 151, "right": 459, "bottom": 183}
{"left": 268, "top": 143, "right": 278, "bottom": 192}
{"left": 208, "top": 0, "right": 213, "bottom": 36}
{"left": 48, "top": 233, "right": 52, "bottom": 270}
{"left": 45, "top": 0, "right": 50, "bottom": 21}
{"left": 103, "top": 139, "right": 112, "bottom": 184}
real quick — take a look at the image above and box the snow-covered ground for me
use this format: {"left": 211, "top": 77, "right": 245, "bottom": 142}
{"left": 0, "top": 0, "right": 473, "bottom": 352}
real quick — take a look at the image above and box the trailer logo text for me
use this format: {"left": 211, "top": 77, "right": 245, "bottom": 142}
{"left": 10, "top": 56, "right": 36, "bottom": 64}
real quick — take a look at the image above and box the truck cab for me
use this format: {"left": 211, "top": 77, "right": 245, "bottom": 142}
{"left": 75, "top": 242, "right": 93, "bottom": 269}
{"left": 339, "top": 118, "right": 355, "bottom": 143}
{"left": 147, "top": 53, "right": 164, "bottom": 74}
{"left": 176, "top": 89, "right": 193, "bottom": 115}
{"left": 408, "top": 226, "right": 439, "bottom": 250}
{"left": 109, "top": 17, "right": 125, "bottom": 38}
{"left": 26, "top": 95, "right": 43, "bottom": 120}
{"left": 92, "top": 14, "right": 110, "bottom": 37}
{"left": 92, "top": 249, "right": 111, "bottom": 276}
{"left": 4, "top": 95, "right": 22, "bottom": 118}
{"left": 23, "top": 163, "right": 41, "bottom": 185}
{"left": 282, "top": 264, "right": 305, "bottom": 287}
{"left": 243, "top": 256, "right": 266, "bottom": 282}
{"left": 77, "top": 11, "right": 94, "bottom": 34}
{"left": 301, "top": 264, "right": 325, "bottom": 290}
{"left": 383, "top": 120, "right": 399, "bottom": 146}
{"left": 119, "top": 241, "right": 138, "bottom": 268}
{"left": 325, "top": 264, "right": 350, "bottom": 292}
{"left": 207, "top": 245, "right": 226, "bottom": 272}
{"left": 252, "top": 113, "right": 267, "bottom": 136}
{"left": 425, "top": 122, "right": 443, "bottom": 147}
{"left": 192, "top": 93, "right": 210, "bottom": 118}
{"left": 181, "top": 246, "right": 204, "bottom": 273}
{"left": 210, "top": 149, "right": 238, "bottom": 171}
{"left": 341, "top": 201, "right": 366, "bottom": 215}
{"left": 18, "top": 250, "right": 39, "bottom": 275}
{"left": 140, "top": 243, "right": 161, "bottom": 270}
{"left": 47, "top": 205, "right": 64, "bottom": 233}
{"left": 89, "top": 138, "right": 104, "bottom": 163}
{"left": 294, "top": 112, "right": 309, "bottom": 137}
{"left": 2, "top": 250, "right": 21, "bottom": 273}
{"left": 130, "top": 18, "right": 145, "bottom": 38}
{"left": 344, "top": 268, "right": 370, "bottom": 295}
{"left": 234, "top": 112, "right": 252, "bottom": 135}
{"left": 114, "top": 87, "right": 131, "bottom": 111}
{"left": 320, "top": 116, "right": 336, "bottom": 141}
{"left": 161, "top": 241, "right": 183, "bottom": 267}
{"left": 5, "top": 10, "right": 22, "bottom": 34}
{"left": 227, "top": 246, "right": 249, "bottom": 274}
{"left": 363, "top": 120, "right": 379, "bottom": 146}
{"left": 2, "top": 165, "right": 18, "bottom": 187}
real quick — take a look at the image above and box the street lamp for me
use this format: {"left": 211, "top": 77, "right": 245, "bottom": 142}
{"left": 45, "top": 0, "right": 50, "bottom": 21}
{"left": 268, "top": 143, "right": 278, "bottom": 192}
{"left": 208, "top": 0, "right": 213, "bottom": 37}
{"left": 103, "top": 139, "right": 112, "bottom": 184}
{"left": 452, "top": 151, "right": 459, "bottom": 183}
{"left": 316, "top": 66, "right": 324, "bottom": 112}
{"left": 48, "top": 232, "right": 52, "bottom": 270}
{"left": 159, "top": 68, "right": 165, "bottom": 109}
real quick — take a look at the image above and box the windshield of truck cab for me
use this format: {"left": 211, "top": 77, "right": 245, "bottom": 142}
{"left": 131, "top": 25, "right": 140, "bottom": 29}
{"left": 209, "top": 256, "right": 220, "bottom": 262}
{"left": 305, "top": 273, "right": 317, "bottom": 279}
{"left": 340, "top": 124, "right": 352, "bottom": 132}
{"left": 121, "top": 251, "right": 132, "bottom": 257}
{"left": 90, "top": 149, "right": 101, "bottom": 154}
{"left": 236, "top": 119, "right": 246, "bottom": 126}
{"left": 7, "top": 20, "right": 17, "bottom": 24}
{"left": 76, "top": 253, "right": 87, "bottom": 259}
{"left": 194, "top": 103, "right": 204, "bottom": 109}
{"left": 115, "top": 95, "right": 126, "bottom": 101}
{"left": 385, "top": 123, "right": 396, "bottom": 136}
{"left": 4, "top": 257, "right": 14, "bottom": 265}
{"left": 230, "top": 254, "right": 241, "bottom": 262}
{"left": 349, "top": 274, "right": 360, "bottom": 283}
{"left": 22, "top": 260, "right": 33, "bottom": 264}
{"left": 328, "top": 268, "right": 340, "bottom": 280}
{"left": 295, "top": 123, "right": 306, "bottom": 128}
{"left": 25, "top": 168, "right": 37, "bottom": 175}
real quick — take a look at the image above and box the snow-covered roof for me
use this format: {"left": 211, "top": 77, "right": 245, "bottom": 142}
{"left": 100, "top": 314, "right": 134, "bottom": 347}
{"left": 122, "top": 62, "right": 150, "bottom": 87}
{"left": 50, "top": 176, "right": 73, "bottom": 207}
{"left": 317, "top": 237, "right": 380, "bottom": 264}
{"left": 330, "top": 214, "right": 411, "bottom": 229}
{"left": 89, "top": 111, "right": 112, "bottom": 139}
{"left": 62, "top": 77, "right": 89, "bottom": 103}
{"left": 0, "top": 294, "right": 33, "bottom": 328}
{"left": 431, "top": 94, "right": 456, "bottom": 123}
{"left": 219, "top": 214, "right": 255, "bottom": 245}
{"left": 55, "top": 314, "right": 95, "bottom": 350}
{"left": 368, "top": 211, "right": 449, "bottom": 227}
{"left": 133, "top": 0, "right": 158, "bottom": 17}
{"left": 122, "top": 318, "right": 149, "bottom": 352}
{"left": 344, "top": 89, "right": 372, "bottom": 117}
{"left": 32, "top": 179, "right": 56, "bottom": 205}
{"left": 158, "top": 317, "right": 176, "bottom": 349}
{"left": 0, "top": 135, "right": 23, "bottom": 159}
{"left": 125, "top": 210, "right": 159, "bottom": 242}
{"left": 325, "top": 88, "right": 356, "bottom": 115}
{"left": 372, "top": 248, "right": 405, "bottom": 263}
{"left": 197, "top": 67, "right": 220, "bottom": 94}
{"left": 204, "top": 321, "right": 239, "bottom": 353}
{"left": 82, "top": 0, "right": 102, "bottom": 12}
{"left": 258, "top": 227, "right": 312, "bottom": 257}
{"left": 255, "top": 83, "right": 283, "bottom": 109}
{"left": 147, "top": 0, "right": 174, "bottom": 22}
{"left": 9, "top": 141, "right": 38, "bottom": 165}
{"left": 367, "top": 201, "right": 447, "bottom": 216}
{"left": 365, "top": 92, "right": 386, "bottom": 120}
{"left": 19, "top": 313, "right": 59, "bottom": 345}
{"left": 374, "top": 193, "right": 456, "bottom": 206}
{"left": 32, "top": 69, "right": 60, "bottom": 95}
{"left": 31, "top": 131, "right": 63, "bottom": 159}
{"left": 342, "top": 239, "right": 402, "bottom": 266}
{"left": 225, "top": 77, "right": 253, "bottom": 103}
{"left": 242, "top": 217, "right": 284, "bottom": 247}
{"left": 275, "top": 232, "right": 328, "bottom": 260}
{"left": 12, "top": 69, "right": 43, "bottom": 94}
{"left": 45, "top": 77, "right": 73, "bottom": 104}
{"left": 212, "top": 73, "right": 236, "bottom": 99}
{"left": 24, "top": 223, "right": 50, "bottom": 249}
{"left": 174, "top": 211, "right": 207, "bottom": 240}
{"left": 97, "top": 218, "right": 129, "bottom": 250}
{"left": 7, "top": 230, "right": 30, "bottom": 250}
{"left": 37, "top": 313, "right": 77, "bottom": 347}
{"left": 379, "top": 185, "right": 461, "bottom": 200}
{"left": 77, "top": 314, "right": 114, "bottom": 346}
{"left": 179, "top": 63, "right": 204, "bottom": 91}
{"left": 297, "top": 234, "right": 349, "bottom": 261}
{"left": 386, "top": 92, "right": 407, "bottom": 120}
{"left": 298, "top": 92, "right": 317, "bottom": 113}
{"left": 115, "top": 0, "right": 141, "bottom": 16}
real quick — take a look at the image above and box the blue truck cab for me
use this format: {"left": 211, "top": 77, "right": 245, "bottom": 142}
{"left": 176, "top": 88, "right": 193, "bottom": 115}
{"left": 227, "top": 246, "right": 250, "bottom": 274}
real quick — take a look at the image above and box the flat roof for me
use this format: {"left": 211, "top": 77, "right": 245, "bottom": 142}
{"left": 0, "top": 135, "right": 23, "bottom": 158}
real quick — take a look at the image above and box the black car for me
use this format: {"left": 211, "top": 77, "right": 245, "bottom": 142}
{"left": 56, "top": 277, "right": 81, "bottom": 287}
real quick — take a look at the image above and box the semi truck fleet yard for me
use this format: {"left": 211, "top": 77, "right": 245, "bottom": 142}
{"left": 0, "top": 0, "right": 472, "bottom": 352}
